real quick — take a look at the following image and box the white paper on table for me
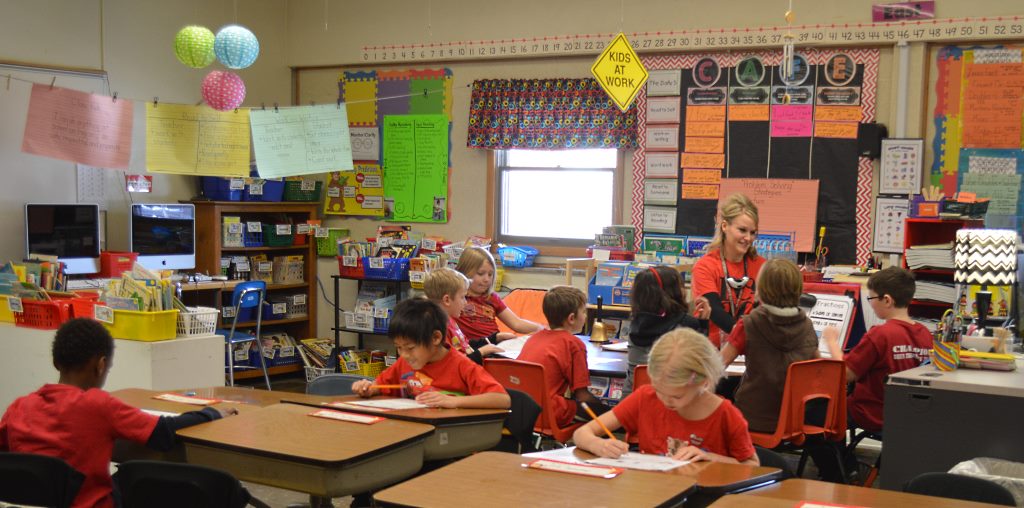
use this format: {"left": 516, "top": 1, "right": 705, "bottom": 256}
{"left": 601, "top": 341, "right": 629, "bottom": 352}
{"left": 342, "top": 398, "right": 427, "bottom": 410}
{"left": 494, "top": 335, "right": 531, "bottom": 359}
{"left": 726, "top": 364, "right": 747, "bottom": 375}
{"left": 142, "top": 409, "right": 180, "bottom": 418}
{"left": 587, "top": 453, "right": 690, "bottom": 471}
{"left": 588, "top": 357, "right": 623, "bottom": 365}
{"left": 523, "top": 446, "right": 587, "bottom": 463}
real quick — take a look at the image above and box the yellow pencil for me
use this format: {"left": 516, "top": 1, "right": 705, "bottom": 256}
{"left": 370, "top": 384, "right": 403, "bottom": 390}
{"left": 581, "top": 402, "right": 617, "bottom": 441}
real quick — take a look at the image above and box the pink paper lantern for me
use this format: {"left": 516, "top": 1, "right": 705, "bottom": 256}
{"left": 201, "top": 71, "right": 246, "bottom": 111}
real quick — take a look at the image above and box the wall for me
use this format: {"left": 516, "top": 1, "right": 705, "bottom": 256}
{"left": 0, "top": 0, "right": 291, "bottom": 257}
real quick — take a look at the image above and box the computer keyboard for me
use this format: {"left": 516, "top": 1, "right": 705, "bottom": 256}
{"left": 66, "top": 278, "right": 116, "bottom": 290}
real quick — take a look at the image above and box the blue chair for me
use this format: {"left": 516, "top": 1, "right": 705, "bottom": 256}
{"left": 224, "top": 281, "right": 270, "bottom": 390}
{"left": 0, "top": 452, "right": 84, "bottom": 508}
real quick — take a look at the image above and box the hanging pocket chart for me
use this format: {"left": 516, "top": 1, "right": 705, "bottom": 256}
{"left": 382, "top": 114, "right": 449, "bottom": 223}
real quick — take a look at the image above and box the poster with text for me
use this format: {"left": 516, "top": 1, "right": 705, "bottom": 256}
{"left": 382, "top": 115, "right": 449, "bottom": 222}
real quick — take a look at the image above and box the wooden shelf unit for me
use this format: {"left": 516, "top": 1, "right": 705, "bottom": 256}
{"left": 902, "top": 217, "right": 983, "bottom": 319}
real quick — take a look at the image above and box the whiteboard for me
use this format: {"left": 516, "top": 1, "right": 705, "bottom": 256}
{"left": 807, "top": 292, "right": 855, "bottom": 357}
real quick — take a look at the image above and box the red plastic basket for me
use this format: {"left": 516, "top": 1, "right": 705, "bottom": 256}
{"left": 15, "top": 300, "right": 72, "bottom": 329}
{"left": 99, "top": 251, "right": 138, "bottom": 278}
{"left": 337, "top": 256, "right": 365, "bottom": 278}
{"left": 802, "top": 271, "right": 824, "bottom": 283}
{"left": 70, "top": 295, "right": 102, "bottom": 319}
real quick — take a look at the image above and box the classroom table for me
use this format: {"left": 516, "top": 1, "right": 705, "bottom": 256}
{"left": 176, "top": 403, "right": 435, "bottom": 498}
{"left": 373, "top": 451, "right": 698, "bottom": 508}
{"left": 280, "top": 393, "right": 508, "bottom": 460}
{"left": 580, "top": 335, "right": 629, "bottom": 378}
{"left": 716, "top": 478, "right": 1006, "bottom": 508}
{"left": 882, "top": 359, "right": 1024, "bottom": 490}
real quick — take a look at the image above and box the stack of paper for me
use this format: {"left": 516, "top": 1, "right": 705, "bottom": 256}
{"left": 914, "top": 281, "right": 956, "bottom": 303}
{"left": 906, "top": 242, "right": 954, "bottom": 270}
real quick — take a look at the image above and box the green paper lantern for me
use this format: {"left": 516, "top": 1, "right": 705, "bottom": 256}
{"left": 174, "top": 25, "right": 216, "bottom": 69}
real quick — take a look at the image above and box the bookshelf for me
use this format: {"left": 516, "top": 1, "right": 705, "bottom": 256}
{"left": 189, "top": 201, "right": 319, "bottom": 379}
{"left": 332, "top": 274, "right": 406, "bottom": 350}
{"left": 902, "top": 217, "right": 982, "bottom": 320}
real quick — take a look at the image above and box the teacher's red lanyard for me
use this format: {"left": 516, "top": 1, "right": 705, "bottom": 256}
{"left": 720, "top": 255, "right": 752, "bottom": 319}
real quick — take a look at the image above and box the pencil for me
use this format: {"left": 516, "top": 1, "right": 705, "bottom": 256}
{"left": 581, "top": 402, "right": 617, "bottom": 441}
{"left": 370, "top": 384, "right": 403, "bottom": 389}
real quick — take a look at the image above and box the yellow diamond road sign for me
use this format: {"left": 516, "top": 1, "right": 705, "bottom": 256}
{"left": 591, "top": 32, "right": 648, "bottom": 112}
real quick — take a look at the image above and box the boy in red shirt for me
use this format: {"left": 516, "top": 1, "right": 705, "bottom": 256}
{"left": 517, "top": 286, "right": 608, "bottom": 427}
{"left": 826, "top": 267, "right": 932, "bottom": 432}
{"left": 0, "top": 318, "right": 236, "bottom": 508}
{"left": 423, "top": 267, "right": 501, "bottom": 365}
{"left": 352, "top": 298, "right": 510, "bottom": 409}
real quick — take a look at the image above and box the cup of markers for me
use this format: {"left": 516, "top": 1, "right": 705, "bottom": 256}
{"left": 931, "top": 340, "right": 960, "bottom": 371}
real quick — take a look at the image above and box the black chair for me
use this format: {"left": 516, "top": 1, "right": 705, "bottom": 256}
{"left": 904, "top": 472, "right": 1016, "bottom": 506}
{"left": 0, "top": 452, "right": 84, "bottom": 508}
{"left": 754, "top": 446, "right": 795, "bottom": 480}
{"left": 113, "top": 460, "right": 269, "bottom": 508}
{"left": 495, "top": 388, "right": 542, "bottom": 454}
{"left": 306, "top": 373, "right": 373, "bottom": 396}
{"left": 846, "top": 427, "right": 883, "bottom": 486}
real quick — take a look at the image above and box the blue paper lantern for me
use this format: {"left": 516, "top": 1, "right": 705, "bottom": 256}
{"left": 214, "top": 25, "right": 259, "bottom": 70}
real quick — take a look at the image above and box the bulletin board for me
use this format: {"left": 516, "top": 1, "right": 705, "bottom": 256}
{"left": 632, "top": 48, "right": 879, "bottom": 265}
{"left": 337, "top": 68, "right": 453, "bottom": 222}
{"left": 930, "top": 45, "right": 1024, "bottom": 229}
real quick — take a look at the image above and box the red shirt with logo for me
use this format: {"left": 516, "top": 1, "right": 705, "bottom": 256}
{"left": 445, "top": 317, "right": 471, "bottom": 356}
{"left": 454, "top": 293, "right": 507, "bottom": 340}
{"left": 375, "top": 348, "right": 506, "bottom": 398}
{"left": 845, "top": 319, "right": 932, "bottom": 432}
{"left": 517, "top": 330, "right": 591, "bottom": 427}
{"left": 612, "top": 385, "right": 756, "bottom": 462}
{"left": 0, "top": 384, "right": 159, "bottom": 508}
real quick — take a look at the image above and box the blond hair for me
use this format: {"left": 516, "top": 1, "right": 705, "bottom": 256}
{"left": 756, "top": 258, "right": 803, "bottom": 308}
{"left": 455, "top": 247, "right": 496, "bottom": 295}
{"left": 708, "top": 193, "right": 760, "bottom": 258}
{"left": 647, "top": 328, "right": 724, "bottom": 386}
{"left": 423, "top": 267, "right": 469, "bottom": 301}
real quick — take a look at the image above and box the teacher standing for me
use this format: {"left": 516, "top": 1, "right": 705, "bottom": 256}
{"left": 692, "top": 193, "right": 766, "bottom": 348}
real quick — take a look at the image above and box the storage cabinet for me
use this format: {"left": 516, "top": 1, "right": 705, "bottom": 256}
{"left": 189, "top": 201, "right": 319, "bottom": 379}
{"left": 902, "top": 217, "right": 982, "bottom": 319}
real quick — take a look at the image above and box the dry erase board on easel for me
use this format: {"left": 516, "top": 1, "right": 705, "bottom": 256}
{"left": 807, "top": 292, "right": 856, "bottom": 357}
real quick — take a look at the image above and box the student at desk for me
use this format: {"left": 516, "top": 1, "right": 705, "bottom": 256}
{"left": 353, "top": 298, "right": 511, "bottom": 410}
{"left": 0, "top": 319, "right": 236, "bottom": 508}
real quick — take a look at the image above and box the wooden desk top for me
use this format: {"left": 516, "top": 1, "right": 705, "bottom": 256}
{"left": 176, "top": 403, "right": 434, "bottom": 466}
{"left": 112, "top": 388, "right": 262, "bottom": 415}
{"left": 280, "top": 393, "right": 509, "bottom": 425}
{"left": 375, "top": 451, "right": 697, "bottom": 508}
{"left": 730, "top": 479, "right": 1006, "bottom": 508}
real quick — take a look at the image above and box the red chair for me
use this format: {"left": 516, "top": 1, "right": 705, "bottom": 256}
{"left": 484, "top": 358, "right": 582, "bottom": 446}
{"left": 495, "top": 289, "right": 548, "bottom": 336}
{"left": 749, "top": 359, "right": 847, "bottom": 477}
{"left": 633, "top": 365, "right": 650, "bottom": 389}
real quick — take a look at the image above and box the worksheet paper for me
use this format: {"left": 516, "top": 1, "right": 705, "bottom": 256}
{"left": 340, "top": 398, "right": 427, "bottom": 410}
{"left": 524, "top": 447, "right": 689, "bottom": 472}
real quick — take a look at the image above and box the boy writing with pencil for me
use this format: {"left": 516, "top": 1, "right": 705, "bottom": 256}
{"left": 518, "top": 285, "right": 609, "bottom": 426}
{"left": 352, "top": 298, "right": 510, "bottom": 409}
{"left": 422, "top": 267, "right": 502, "bottom": 364}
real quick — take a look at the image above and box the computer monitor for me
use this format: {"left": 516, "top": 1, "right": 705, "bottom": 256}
{"left": 129, "top": 203, "right": 196, "bottom": 271}
{"left": 24, "top": 203, "right": 101, "bottom": 275}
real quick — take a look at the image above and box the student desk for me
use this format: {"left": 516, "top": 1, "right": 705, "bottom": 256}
{"left": 177, "top": 403, "right": 434, "bottom": 498}
{"left": 374, "top": 451, "right": 697, "bottom": 508}
{"left": 881, "top": 360, "right": 1024, "bottom": 490}
{"left": 716, "top": 478, "right": 1003, "bottom": 507}
{"left": 279, "top": 393, "right": 508, "bottom": 460}
{"left": 580, "top": 335, "right": 629, "bottom": 378}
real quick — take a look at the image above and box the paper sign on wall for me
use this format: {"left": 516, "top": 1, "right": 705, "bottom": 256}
{"left": 146, "top": 103, "right": 250, "bottom": 176}
{"left": 382, "top": 115, "right": 448, "bottom": 223}
{"left": 350, "top": 127, "right": 380, "bottom": 161}
{"left": 644, "top": 179, "right": 678, "bottom": 205}
{"left": 22, "top": 84, "right": 134, "bottom": 169}
{"left": 250, "top": 104, "right": 354, "bottom": 177}
{"left": 719, "top": 178, "right": 820, "bottom": 252}
{"left": 324, "top": 163, "right": 386, "bottom": 216}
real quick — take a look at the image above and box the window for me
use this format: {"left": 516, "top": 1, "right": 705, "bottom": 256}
{"left": 492, "top": 148, "right": 622, "bottom": 254}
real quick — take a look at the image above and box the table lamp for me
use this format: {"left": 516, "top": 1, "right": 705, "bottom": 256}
{"left": 954, "top": 229, "right": 1018, "bottom": 337}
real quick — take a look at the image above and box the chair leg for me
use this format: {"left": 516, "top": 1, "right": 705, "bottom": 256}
{"left": 862, "top": 454, "right": 881, "bottom": 488}
{"left": 254, "top": 292, "right": 271, "bottom": 391}
{"left": 796, "top": 448, "right": 810, "bottom": 478}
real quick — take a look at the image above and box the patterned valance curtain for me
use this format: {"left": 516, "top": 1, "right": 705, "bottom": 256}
{"left": 467, "top": 78, "right": 639, "bottom": 150}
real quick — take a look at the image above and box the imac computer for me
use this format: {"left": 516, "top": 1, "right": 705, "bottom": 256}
{"left": 129, "top": 203, "right": 196, "bottom": 271}
{"left": 24, "top": 203, "right": 102, "bottom": 275}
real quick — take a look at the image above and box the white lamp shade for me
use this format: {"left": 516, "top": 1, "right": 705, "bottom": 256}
{"left": 954, "top": 229, "right": 1018, "bottom": 285}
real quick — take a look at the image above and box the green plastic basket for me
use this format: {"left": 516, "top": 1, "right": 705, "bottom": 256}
{"left": 263, "top": 223, "right": 294, "bottom": 247}
{"left": 283, "top": 180, "right": 323, "bottom": 202}
{"left": 316, "top": 228, "right": 351, "bottom": 256}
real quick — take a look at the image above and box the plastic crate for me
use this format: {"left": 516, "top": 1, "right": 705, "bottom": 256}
{"left": 243, "top": 178, "right": 285, "bottom": 202}
{"left": 103, "top": 310, "right": 178, "bottom": 341}
{"left": 286, "top": 295, "right": 308, "bottom": 318}
{"left": 69, "top": 292, "right": 101, "bottom": 319}
{"left": 263, "top": 224, "right": 294, "bottom": 247}
{"left": 0, "top": 296, "right": 13, "bottom": 323}
{"left": 362, "top": 257, "right": 411, "bottom": 280}
{"left": 177, "top": 307, "right": 219, "bottom": 337}
{"left": 497, "top": 246, "right": 538, "bottom": 268}
{"left": 99, "top": 251, "right": 138, "bottom": 278}
{"left": 15, "top": 300, "right": 72, "bottom": 330}
{"left": 304, "top": 365, "right": 334, "bottom": 382}
{"left": 243, "top": 229, "right": 263, "bottom": 247}
{"left": 202, "top": 177, "right": 244, "bottom": 201}
{"left": 262, "top": 301, "right": 287, "bottom": 321}
{"left": 337, "top": 256, "right": 365, "bottom": 278}
{"left": 316, "top": 229, "right": 351, "bottom": 256}
{"left": 283, "top": 179, "right": 323, "bottom": 202}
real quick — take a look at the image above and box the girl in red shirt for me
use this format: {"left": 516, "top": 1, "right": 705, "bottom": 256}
{"left": 574, "top": 328, "right": 758, "bottom": 465}
{"left": 453, "top": 247, "right": 543, "bottom": 344}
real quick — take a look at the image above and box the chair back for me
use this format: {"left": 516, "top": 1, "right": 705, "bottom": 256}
{"left": 113, "top": 460, "right": 251, "bottom": 508}
{"left": 232, "top": 281, "right": 266, "bottom": 310}
{"left": 306, "top": 373, "right": 373, "bottom": 396}
{"left": 502, "top": 388, "right": 542, "bottom": 453}
{"left": 750, "top": 358, "right": 847, "bottom": 449}
{"left": 904, "top": 472, "right": 1016, "bottom": 506}
{"left": 0, "top": 452, "right": 84, "bottom": 508}
{"left": 495, "top": 289, "right": 548, "bottom": 335}
{"left": 484, "top": 358, "right": 581, "bottom": 443}
{"left": 633, "top": 365, "right": 650, "bottom": 389}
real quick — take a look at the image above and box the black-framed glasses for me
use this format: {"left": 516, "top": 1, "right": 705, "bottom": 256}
{"left": 866, "top": 295, "right": 883, "bottom": 301}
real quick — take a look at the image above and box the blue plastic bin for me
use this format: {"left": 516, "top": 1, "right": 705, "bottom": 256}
{"left": 243, "top": 179, "right": 285, "bottom": 202}
{"left": 497, "top": 246, "right": 539, "bottom": 268}
{"left": 202, "top": 177, "right": 243, "bottom": 201}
